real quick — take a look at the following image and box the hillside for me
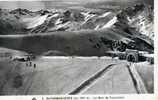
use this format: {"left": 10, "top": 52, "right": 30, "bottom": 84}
{"left": 0, "top": 2, "right": 154, "bottom": 56}
{"left": 0, "top": 27, "right": 153, "bottom": 56}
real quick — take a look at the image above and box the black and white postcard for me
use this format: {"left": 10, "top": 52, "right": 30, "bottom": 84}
{"left": 0, "top": 0, "right": 157, "bottom": 100}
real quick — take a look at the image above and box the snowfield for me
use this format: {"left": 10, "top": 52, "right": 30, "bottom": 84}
{"left": 0, "top": 57, "right": 153, "bottom": 95}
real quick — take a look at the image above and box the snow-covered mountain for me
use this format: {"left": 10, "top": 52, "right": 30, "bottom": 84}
{"left": 0, "top": 3, "right": 154, "bottom": 40}
{"left": 127, "top": 5, "right": 154, "bottom": 39}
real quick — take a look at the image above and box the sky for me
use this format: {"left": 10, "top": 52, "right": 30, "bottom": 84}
{"left": 0, "top": 0, "right": 153, "bottom": 11}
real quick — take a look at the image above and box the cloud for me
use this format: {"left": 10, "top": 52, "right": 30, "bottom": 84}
{"left": 0, "top": 1, "right": 45, "bottom": 11}
{"left": 0, "top": 0, "right": 153, "bottom": 10}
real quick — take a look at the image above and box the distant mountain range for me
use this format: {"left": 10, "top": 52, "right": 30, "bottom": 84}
{"left": 0, "top": 2, "right": 154, "bottom": 40}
